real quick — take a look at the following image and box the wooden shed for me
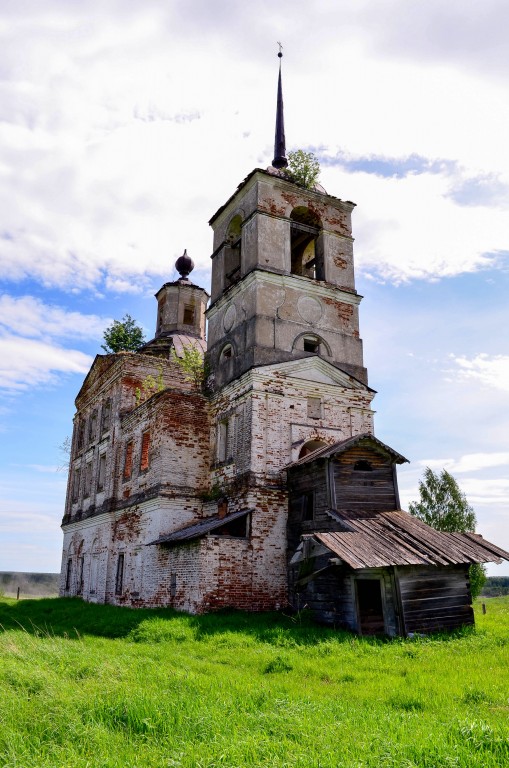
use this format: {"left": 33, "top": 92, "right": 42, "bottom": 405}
{"left": 287, "top": 434, "right": 509, "bottom": 635}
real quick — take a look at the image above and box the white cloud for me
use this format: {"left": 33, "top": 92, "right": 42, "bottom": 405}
{"left": 0, "top": 335, "right": 92, "bottom": 392}
{"left": 450, "top": 354, "right": 509, "bottom": 392}
{"left": 0, "top": 295, "right": 107, "bottom": 339}
{"left": 415, "top": 453, "right": 509, "bottom": 474}
{"left": 0, "top": 2, "right": 508, "bottom": 291}
{"left": 320, "top": 168, "right": 509, "bottom": 283}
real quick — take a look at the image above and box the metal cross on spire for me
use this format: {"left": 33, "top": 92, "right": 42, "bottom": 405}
{"left": 272, "top": 43, "right": 288, "bottom": 169}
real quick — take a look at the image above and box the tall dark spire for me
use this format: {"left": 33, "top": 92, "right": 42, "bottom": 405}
{"left": 272, "top": 44, "right": 288, "bottom": 169}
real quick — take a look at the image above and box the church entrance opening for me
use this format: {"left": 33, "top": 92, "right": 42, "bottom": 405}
{"left": 356, "top": 578, "right": 385, "bottom": 635}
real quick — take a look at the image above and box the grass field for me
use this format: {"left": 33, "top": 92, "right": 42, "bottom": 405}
{"left": 1, "top": 597, "right": 509, "bottom": 767}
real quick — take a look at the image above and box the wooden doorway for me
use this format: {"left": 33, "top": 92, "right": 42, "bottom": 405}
{"left": 356, "top": 579, "right": 385, "bottom": 635}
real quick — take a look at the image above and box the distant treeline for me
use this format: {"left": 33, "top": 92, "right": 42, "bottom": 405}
{"left": 0, "top": 572, "right": 60, "bottom": 598}
{"left": 481, "top": 577, "right": 509, "bottom": 597}
{"left": 1, "top": 572, "right": 508, "bottom": 600}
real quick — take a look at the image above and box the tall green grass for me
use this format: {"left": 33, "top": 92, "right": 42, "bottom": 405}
{"left": 1, "top": 597, "right": 508, "bottom": 767}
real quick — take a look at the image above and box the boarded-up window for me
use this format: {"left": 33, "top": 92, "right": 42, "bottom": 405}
{"left": 140, "top": 432, "right": 150, "bottom": 471}
{"left": 217, "top": 419, "right": 229, "bottom": 463}
{"left": 88, "top": 410, "right": 98, "bottom": 443}
{"left": 307, "top": 396, "right": 322, "bottom": 419}
{"left": 101, "top": 399, "right": 111, "bottom": 434}
{"left": 76, "top": 421, "right": 85, "bottom": 451}
{"left": 115, "top": 554, "right": 124, "bottom": 595}
{"left": 77, "top": 556, "right": 84, "bottom": 595}
{"left": 97, "top": 454, "right": 106, "bottom": 491}
{"left": 65, "top": 558, "right": 73, "bottom": 591}
{"left": 83, "top": 462, "right": 92, "bottom": 497}
{"left": 123, "top": 441, "right": 134, "bottom": 479}
{"left": 72, "top": 468, "right": 81, "bottom": 502}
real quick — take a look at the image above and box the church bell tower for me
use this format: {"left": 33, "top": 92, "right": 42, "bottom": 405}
{"left": 206, "top": 54, "right": 367, "bottom": 391}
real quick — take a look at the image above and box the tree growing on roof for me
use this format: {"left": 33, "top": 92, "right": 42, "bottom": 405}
{"left": 170, "top": 343, "right": 207, "bottom": 390}
{"left": 101, "top": 314, "right": 146, "bottom": 353}
{"left": 409, "top": 467, "right": 486, "bottom": 598}
{"left": 286, "top": 150, "right": 320, "bottom": 190}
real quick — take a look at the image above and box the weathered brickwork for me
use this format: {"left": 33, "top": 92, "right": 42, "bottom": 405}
{"left": 60, "top": 166, "right": 376, "bottom": 615}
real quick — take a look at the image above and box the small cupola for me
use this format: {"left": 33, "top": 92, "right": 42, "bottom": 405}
{"left": 155, "top": 251, "right": 209, "bottom": 340}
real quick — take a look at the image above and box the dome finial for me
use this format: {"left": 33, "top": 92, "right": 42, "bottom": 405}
{"left": 175, "top": 249, "right": 194, "bottom": 279}
{"left": 272, "top": 43, "right": 288, "bottom": 170}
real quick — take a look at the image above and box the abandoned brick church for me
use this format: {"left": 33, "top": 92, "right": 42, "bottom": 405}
{"left": 60, "top": 58, "right": 509, "bottom": 635}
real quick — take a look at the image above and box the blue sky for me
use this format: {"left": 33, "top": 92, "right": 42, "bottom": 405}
{"left": 1, "top": 0, "right": 508, "bottom": 574}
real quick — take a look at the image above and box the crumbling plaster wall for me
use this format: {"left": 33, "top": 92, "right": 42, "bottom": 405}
{"left": 210, "top": 364, "right": 374, "bottom": 489}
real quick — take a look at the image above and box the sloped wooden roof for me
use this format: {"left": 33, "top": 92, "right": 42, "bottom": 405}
{"left": 148, "top": 508, "right": 251, "bottom": 546}
{"left": 309, "top": 510, "right": 509, "bottom": 569}
{"left": 287, "top": 433, "right": 409, "bottom": 469}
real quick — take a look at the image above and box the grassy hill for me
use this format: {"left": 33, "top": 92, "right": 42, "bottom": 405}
{"left": 1, "top": 596, "right": 509, "bottom": 767}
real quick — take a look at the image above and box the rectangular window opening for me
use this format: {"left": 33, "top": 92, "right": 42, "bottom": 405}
{"left": 302, "top": 492, "right": 315, "bottom": 521}
{"left": 65, "top": 558, "right": 73, "bottom": 591}
{"left": 101, "top": 399, "right": 111, "bottom": 434}
{"left": 83, "top": 462, "right": 92, "bottom": 498}
{"left": 123, "top": 441, "right": 134, "bottom": 480}
{"left": 183, "top": 304, "right": 195, "bottom": 325}
{"left": 77, "top": 556, "right": 84, "bottom": 595}
{"left": 97, "top": 454, "right": 106, "bottom": 491}
{"left": 140, "top": 432, "right": 150, "bottom": 471}
{"left": 304, "top": 339, "right": 319, "bottom": 354}
{"left": 215, "top": 515, "right": 249, "bottom": 538}
{"left": 72, "top": 468, "right": 81, "bottom": 502}
{"left": 115, "top": 553, "right": 124, "bottom": 595}
{"left": 76, "top": 421, "right": 85, "bottom": 451}
{"left": 88, "top": 410, "right": 98, "bottom": 444}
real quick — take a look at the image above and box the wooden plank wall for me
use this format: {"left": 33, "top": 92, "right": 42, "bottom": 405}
{"left": 334, "top": 447, "right": 397, "bottom": 513}
{"left": 298, "top": 561, "right": 357, "bottom": 630}
{"left": 397, "top": 565, "right": 474, "bottom": 633}
{"left": 287, "top": 461, "right": 337, "bottom": 553}
{"left": 291, "top": 564, "right": 400, "bottom": 635}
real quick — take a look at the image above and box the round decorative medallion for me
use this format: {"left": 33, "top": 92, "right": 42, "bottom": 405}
{"left": 297, "top": 296, "right": 322, "bottom": 324}
{"left": 223, "top": 304, "right": 237, "bottom": 332}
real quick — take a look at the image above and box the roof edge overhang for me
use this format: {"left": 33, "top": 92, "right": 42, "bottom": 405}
{"left": 286, "top": 433, "right": 409, "bottom": 469}
{"left": 147, "top": 508, "right": 252, "bottom": 546}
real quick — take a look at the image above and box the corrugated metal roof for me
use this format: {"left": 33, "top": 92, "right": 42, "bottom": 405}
{"left": 309, "top": 510, "right": 509, "bottom": 569}
{"left": 287, "top": 433, "right": 409, "bottom": 468}
{"left": 147, "top": 508, "right": 251, "bottom": 546}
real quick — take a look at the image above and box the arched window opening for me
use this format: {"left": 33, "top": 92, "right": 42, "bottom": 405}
{"left": 293, "top": 333, "right": 331, "bottom": 358}
{"left": 290, "top": 207, "right": 324, "bottom": 280}
{"left": 354, "top": 460, "right": 373, "bottom": 471}
{"left": 220, "top": 343, "right": 234, "bottom": 362}
{"left": 298, "top": 439, "right": 328, "bottom": 459}
{"left": 224, "top": 214, "right": 242, "bottom": 289}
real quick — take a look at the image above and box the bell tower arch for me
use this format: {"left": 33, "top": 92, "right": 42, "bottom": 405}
{"left": 206, "top": 169, "right": 366, "bottom": 389}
